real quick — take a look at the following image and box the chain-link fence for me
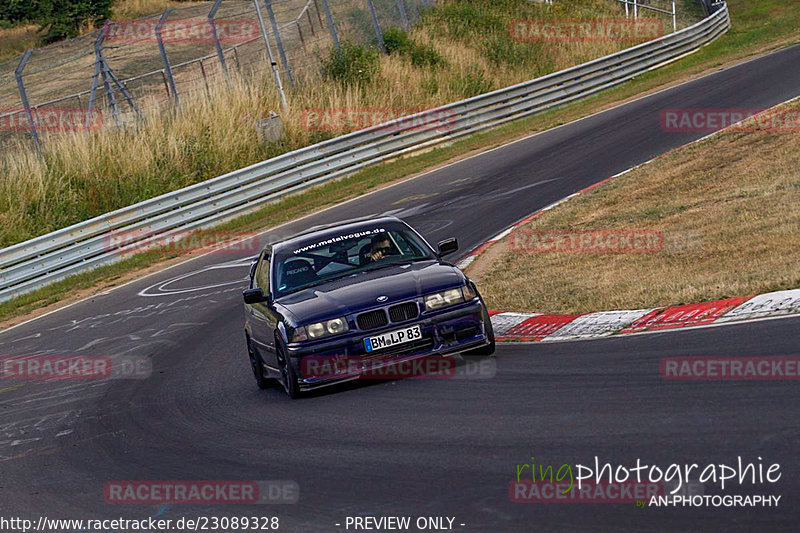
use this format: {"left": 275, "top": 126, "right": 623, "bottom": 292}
{"left": 0, "top": 0, "right": 434, "bottom": 151}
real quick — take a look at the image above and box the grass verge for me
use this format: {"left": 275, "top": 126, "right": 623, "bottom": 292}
{"left": 1, "top": 0, "right": 799, "bottom": 326}
{"left": 468, "top": 98, "right": 800, "bottom": 313}
{"left": 0, "top": 0, "right": 659, "bottom": 247}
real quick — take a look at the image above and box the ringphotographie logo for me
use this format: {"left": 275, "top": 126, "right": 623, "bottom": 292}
{"left": 104, "top": 480, "right": 298, "bottom": 504}
{"left": 106, "top": 19, "right": 258, "bottom": 44}
{"left": 512, "top": 456, "right": 782, "bottom": 507}
{"left": 300, "top": 107, "right": 456, "bottom": 133}
{"left": 509, "top": 18, "right": 664, "bottom": 42}
{"left": 105, "top": 229, "right": 259, "bottom": 257}
{"left": 0, "top": 108, "right": 102, "bottom": 131}
{"left": 0, "top": 355, "right": 151, "bottom": 380}
{"left": 660, "top": 108, "right": 800, "bottom": 132}
{"left": 509, "top": 229, "right": 664, "bottom": 254}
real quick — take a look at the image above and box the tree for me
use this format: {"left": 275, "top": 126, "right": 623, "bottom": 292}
{"left": 0, "top": 0, "right": 112, "bottom": 42}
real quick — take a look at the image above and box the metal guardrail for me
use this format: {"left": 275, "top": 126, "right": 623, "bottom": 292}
{"left": 0, "top": 4, "right": 731, "bottom": 303}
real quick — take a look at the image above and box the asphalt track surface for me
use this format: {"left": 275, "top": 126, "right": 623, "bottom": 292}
{"left": 1, "top": 45, "right": 799, "bottom": 531}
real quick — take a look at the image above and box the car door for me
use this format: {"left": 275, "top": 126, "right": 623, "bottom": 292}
{"left": 250, "top": 252, "right": 280, "bottom": 370}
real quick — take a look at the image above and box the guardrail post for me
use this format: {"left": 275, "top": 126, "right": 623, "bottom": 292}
{"left": 156, "top": 10, "right": 180, "bottom": 108}
{"left": 209, "top": 0, "right": 229, "bottom": 82}
{"left": 14, "top": 50, "right": 41, "bottom": 154}
{"left": 254, "top": 0, "right": 289, "bottom": 112}
{"left": 320, "top": 0, "right": 340, "bottom": 49}
{"left": 265, "top": 0, "right": 294, "bottom": 87}
{"left": 633, "top": 0, "right": 638, "bottom": 19}
{"left": 366, "top": 0, "right": 386, "bottom": 52}
{"left": 396, "top": 0, "right": 409, "bottom": 30}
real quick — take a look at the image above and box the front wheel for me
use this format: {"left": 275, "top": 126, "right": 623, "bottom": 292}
{"left": 247, "top": 335, "right": 271, "bottom": 389}
{"left": 276, "top": 337, "right": 301, "bottom": 399}
{"left": 463, "top": 305, "right": 495, "bottom": 357}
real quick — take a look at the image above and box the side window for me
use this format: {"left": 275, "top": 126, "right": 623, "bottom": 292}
{"left": 255, "top": 255, "right": 271, "bottom": 293}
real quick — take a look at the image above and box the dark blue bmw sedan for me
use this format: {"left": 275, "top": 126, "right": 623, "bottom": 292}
{"left": 242, "top": 216, "right": 494, "bottom": 398}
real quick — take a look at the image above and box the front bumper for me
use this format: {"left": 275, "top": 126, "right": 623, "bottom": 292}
{"left": 286, "top": 299, "right": 490, "bottom": 390}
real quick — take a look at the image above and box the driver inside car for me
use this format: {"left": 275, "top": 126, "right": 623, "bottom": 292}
{"left": 361, "top": 234, "right": 398, "bottom": 264}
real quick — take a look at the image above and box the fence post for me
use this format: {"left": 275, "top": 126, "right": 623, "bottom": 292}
{"left": 265, "top": 0, "right": 294, "bottom": 87}
{"left": 106, "top": 66, "right": 140, "bottom": 117}
{"left": 296, "top": 21, "right": 306, "bottom": 47}
{"left": 209, "top": 0, "right": 229, "bottom": 81}
{"left": 672, "top": 0, "right": 677, "bottom": 31}
{"left": 307, "top": 9, "right": 316, "bottom": 35}
{"left": 320, "top": 0, "right": 340, "bottom": 49}
{"left": 96, "top": 26, "right": 121, "bottom": 126}
{"left": 156, "top": 10, "right": 180, "bottom": 107}
{"left": 86, "top": 30, "right": 104, "bottom": 131}
{"left": 313, "top": 0, "right": 324, "bottom": 27}
{"left": 366, "top": 0, "right": 386, "bottom": 52}
{"left": 634, "top": 0, "right": 638, "bottom": 18}
{"left": 396, "top": 0, "right": 409, "bottom": 30}
{"left": 14, "top": 50, "right": 41, "bottom": 154}
{"left": 254, "top": 0, "right": 289, "bottom": 112}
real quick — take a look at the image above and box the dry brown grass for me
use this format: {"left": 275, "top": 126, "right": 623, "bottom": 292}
{"left": 0, "top": 0, "right": 646, "bottom": 246}
{"left": 111, "top": 0, "right": 203, "bottom": 20}
{"left": 0, "top": 25, "right": 42, "bottom": 61}
{"left": 469, "top": 101, "right": 800, "bottom": 313}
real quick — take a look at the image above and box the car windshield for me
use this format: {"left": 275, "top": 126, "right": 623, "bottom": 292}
{"left": 273, "top": 224, "right": 434, "bottom": 297}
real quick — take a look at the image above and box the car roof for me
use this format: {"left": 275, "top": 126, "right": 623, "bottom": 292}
{"left": 269, "top": 215, "right": 407, "bottom": 254}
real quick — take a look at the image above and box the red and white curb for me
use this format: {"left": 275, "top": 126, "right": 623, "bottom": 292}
{"left": 489, "top": 289, "right": 800, "bottom": 342}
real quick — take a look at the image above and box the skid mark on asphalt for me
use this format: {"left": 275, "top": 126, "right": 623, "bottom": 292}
{"left": 137, "top": 257, "right": 254, "bottom": 297}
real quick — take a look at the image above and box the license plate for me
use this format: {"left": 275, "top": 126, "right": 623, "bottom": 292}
{"left": 364, "top": 325, "right": 422, "bottom": 352}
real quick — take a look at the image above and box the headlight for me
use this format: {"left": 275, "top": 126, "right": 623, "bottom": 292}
{"left": 291, "top": 317, "right": 350, "bottom": 342}
{"left": 462, "top": 282, "right": 477, "bottom": 300}
{"left": 425, "top": 288, "right": 465, "bottom": 310}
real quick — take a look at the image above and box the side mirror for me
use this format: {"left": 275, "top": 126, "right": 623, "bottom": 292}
{"left": 437, "top": 238, "right": 459, "bottom": 257}
{"left": 243, "top": 288, "right": 269, "bottom": 305}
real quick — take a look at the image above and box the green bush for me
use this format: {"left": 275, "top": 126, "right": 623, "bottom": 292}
{"left": 382, "top": 27, "right": 445, "bottom": 68}
{"left": 449, "top": 67, "right": 494, "bottom": 98}
{"left": 321, "top": 41, "right": 380, "bottom": 86}
{"left": 383, "top": 27, "right": 413, "bottom": 55}
{"left": 0, "top": 0, "right": 111, "bottom": 42}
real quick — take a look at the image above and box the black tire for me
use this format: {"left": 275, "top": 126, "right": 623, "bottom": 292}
{"left": 247, "top": 334, "right": 271, "bottom": 390}
{"left": 276, "top": 337, "right": 302, "bottom": 399}
{"left": 464, "top": 305, "right": 495, "bottom": 357}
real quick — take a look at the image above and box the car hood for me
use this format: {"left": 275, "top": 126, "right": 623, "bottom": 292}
{"left": 276, "top": 261, "right": 464, "bottom": 325}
